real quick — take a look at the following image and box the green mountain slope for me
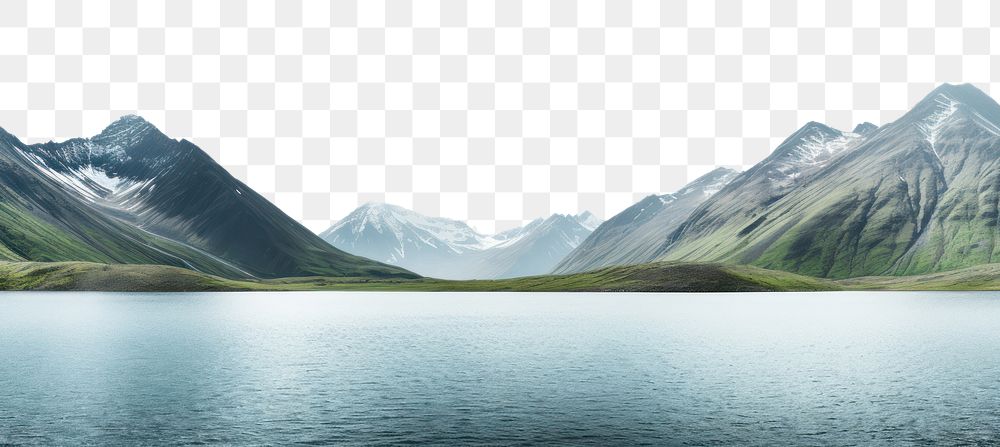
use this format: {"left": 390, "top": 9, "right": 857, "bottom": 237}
{"left": 660, "top": 83, "right": 1000, "bottom": 279}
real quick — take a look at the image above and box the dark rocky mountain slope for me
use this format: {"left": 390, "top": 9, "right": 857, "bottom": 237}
{"left": 2, "top": 116, "right": 414, "bottom": 279}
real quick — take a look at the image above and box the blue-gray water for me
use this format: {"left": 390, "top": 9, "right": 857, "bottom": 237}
{"left": 2, "top": 292, "right": 1000, "bottom": 445}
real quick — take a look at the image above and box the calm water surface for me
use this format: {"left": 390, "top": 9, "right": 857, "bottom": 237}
{"left": 1, "top": 292, "right": 1000, "bottom": 445}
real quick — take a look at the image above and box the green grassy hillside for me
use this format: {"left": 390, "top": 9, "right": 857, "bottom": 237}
{"left": 10, "top": 259, "right": 1000, "bottom": 292}
{"left": 837, "top": 264, "right": 1000, "bottom": 290}
{"left": 0, "top": 261, "right": 244, "bottom": 291}
{"left": 0, "top": 260, "right": 836, "bottom": 292}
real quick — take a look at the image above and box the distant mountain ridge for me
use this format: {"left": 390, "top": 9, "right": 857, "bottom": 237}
{"left": 321, "top": 203, "right": 601, "bottom": 279}
{"left": 475, "top": 212, "right": 599, "bottom": 279}
{"left": 552, "top": 167, "right": 740, "bottom": 274}
{"left": 319, "top": 203, "right": 494, "bottom": 265}
{"left": 0, "top": 115, "right": 415, "bottom": 279}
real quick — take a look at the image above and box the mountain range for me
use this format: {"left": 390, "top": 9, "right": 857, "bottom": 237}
{"left": 0, "top": 115, "right": 414, "bottom": 280}
{"left": 3, "top": 83, "right": 1000, "bottom": 291}
{"left": 557, "top": 83, "right": 1000, "bottom": 280}
{"left": 320, "top": 203, "right": 601, "bottom": 279}
{"left": 552, "top": 167, "right": 740, "bottom": 274}
{"left": 317, "top": 83, "right": 1000, "bottom": 283}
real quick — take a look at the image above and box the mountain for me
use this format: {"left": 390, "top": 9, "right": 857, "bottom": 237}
{"left": 651, "top": 120, "right": 871, "bottom": 268}
{"left": 0, "top": 126, "right": 231, "bottom": 274}
{"left": 552, "top": 167, "right": 740, "bottom": 274}
{"left": 320, "top": 203, "right": 601, "bottom": 279}
{"left": 2, "top": 115, "right": 414, "bottom": 279}
{"left": 853, "top": 122, "right": 878, "bottom": 135}
{"left": 319, "top": 202, "right": 494, "bottom": 278}
{"left": 471, "top": 213, "right": 598, "bottom": 279}
{"left": 658, "top": 83, "right": 1000, "bottom": 279}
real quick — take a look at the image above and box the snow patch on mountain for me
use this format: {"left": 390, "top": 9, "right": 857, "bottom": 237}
{"left": 77, "top": 165, "right": 122, "bottom": 192}
{"left": 917, "top": 93, "right": 960, "bottom": 162}
{"left": 116, "top": 179, "right": 156, "bottom": 211}
{"left": 768, "top": 125, "right": 863, "bottom": 188}
{"left": 785, "top": 131, "right": 859, "bottom": 169}
{"left": 21, "top": 151, "right": 123, "bottom": 202}
{"left": 691, "top": 174, "right": 733, "bottom": 196}
{"left": 18, "top": 142, "right": 153, "bottom": 208}
{"left": 675, "top": 168, "right": 742, "bottom": 198}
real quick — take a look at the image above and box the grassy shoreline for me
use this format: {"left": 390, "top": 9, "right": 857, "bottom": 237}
{"left": 0, "top": 260, "right": 832, "bottom": 292}
{"left": 5, "top": 260, "right": 1000, "bottom": 292}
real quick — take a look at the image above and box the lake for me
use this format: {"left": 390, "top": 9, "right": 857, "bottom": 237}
{"left": 1, "top": 292, "right": 999, "bottom": 445}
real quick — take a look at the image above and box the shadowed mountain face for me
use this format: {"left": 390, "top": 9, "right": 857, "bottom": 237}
{"left": 0, "top": 126, "right": 239, "bottom": 273}
{"left": 551, "top": 167, "right": 740, "bottom": 274}
{"left": 660, "top": 83, "right": 1000, "bottom": 279}
{"left": 321, "top": 203, "right": 601, "bottom": 279}
{"left": 3, "top": 116, "right": 415, "bottom": 279}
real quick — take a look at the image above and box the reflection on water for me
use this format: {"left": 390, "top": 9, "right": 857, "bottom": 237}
{"left": 1, "top": 291, "right": 1000, "bottom": 445}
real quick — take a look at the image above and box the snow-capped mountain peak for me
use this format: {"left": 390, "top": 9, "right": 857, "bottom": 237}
{"left": 762, "top": 122, "right": 865, "bottom": 188}
{"left": 785, "top": 124, "right": 858, "bottom": 167}
{"left": 908, "top": 84, "right": 1000, "bottom": 129}
{"left": 97, "top": 114, "right": 159, "bottom": 144}
{"left": 18, "top": 115, "right": 175, "bottom": 206}
{"left": 331, "top": 202, "right": 487, "bottom": 254}
{"left": 899, "top": 85, "right": 1000, "bottom": 165}
{"left": 321, "top": 204, "right": 602, "bottom": 279}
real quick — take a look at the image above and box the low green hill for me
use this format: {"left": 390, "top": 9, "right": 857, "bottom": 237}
{"left": 837, "top": 264, "right": 1000, "bottom": 290}
{"left": 0, "top": 260, "right": 836, "bottom": 292}
{"left": 11, "top": 259, "right": 1000, "bottom": 293}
